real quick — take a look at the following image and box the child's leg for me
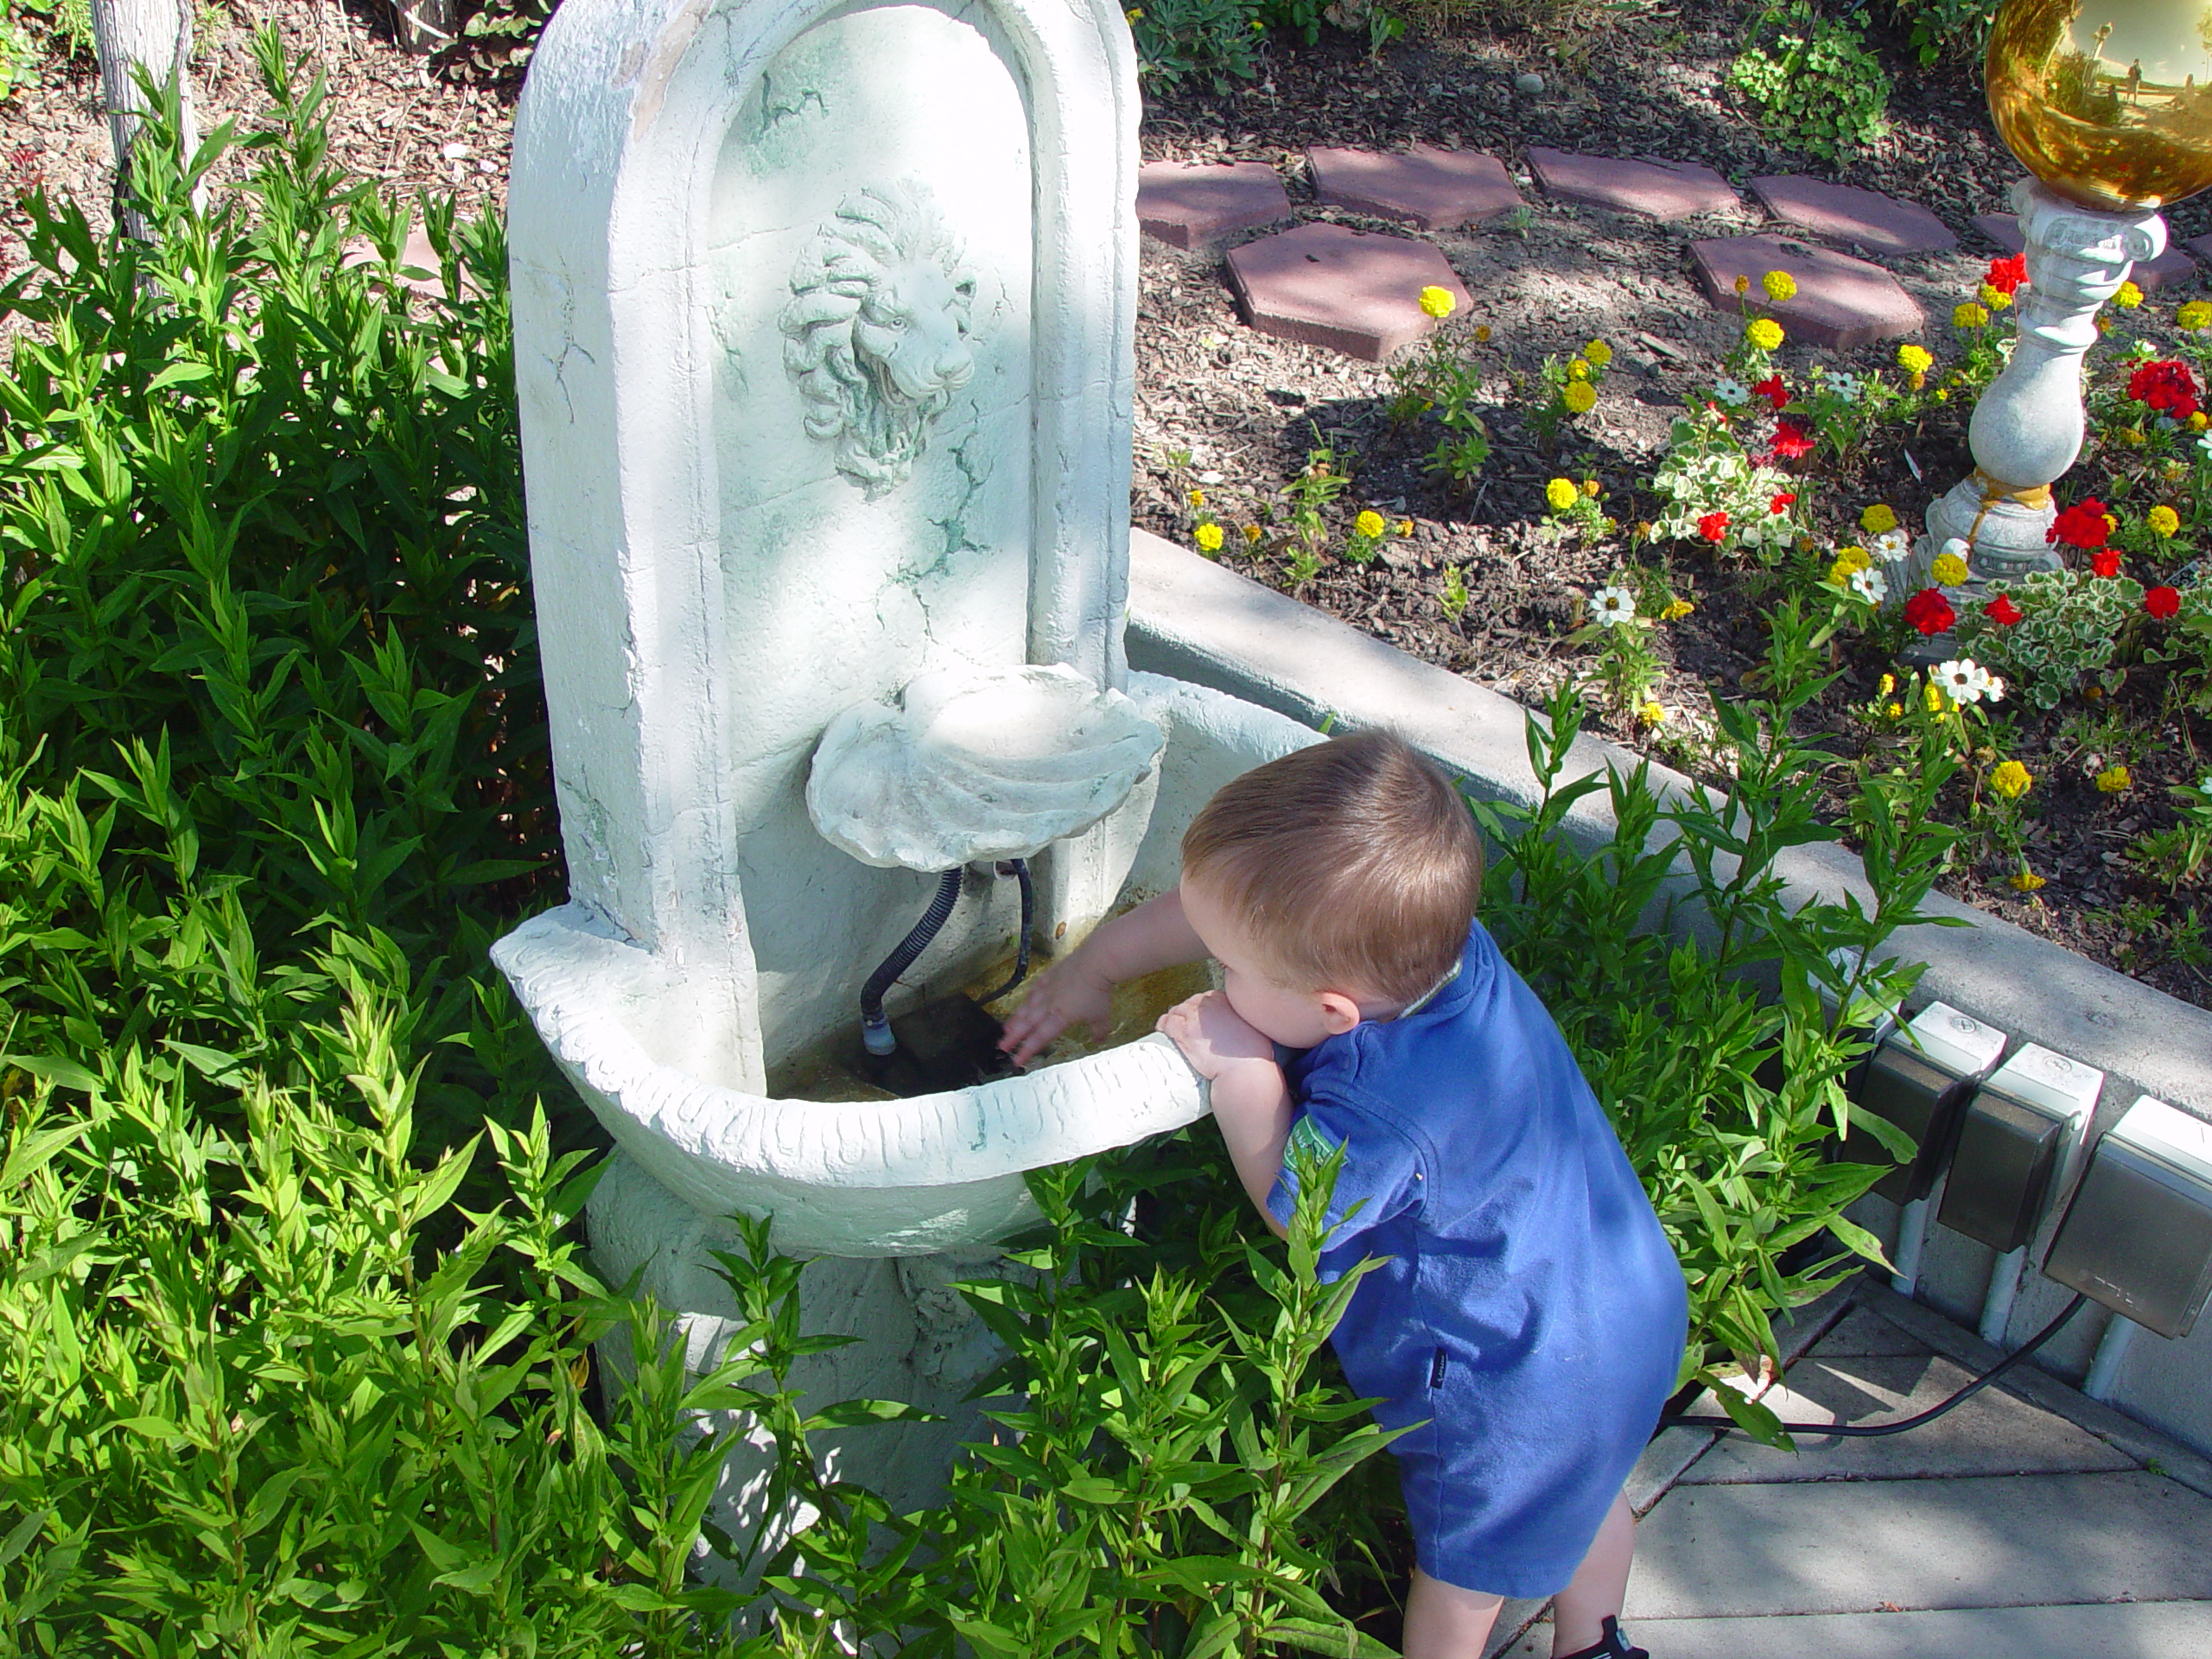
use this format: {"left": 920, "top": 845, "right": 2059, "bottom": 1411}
{"left": 1402, "top": 1567, "right": 1502, "bottom": 1659}
{"left": 1548, "top": 1491, "right": 1636, "bottom": 1656}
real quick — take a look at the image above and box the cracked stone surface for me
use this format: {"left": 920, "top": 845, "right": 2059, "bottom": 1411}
{"left": 1226, "top": 221, "right": 1470, "bottom": 361}
{"left": 1526, "top": 147, "right": 1738, "bottom": 220}
{"left": 1751, "top": 175, "right": 1957, "bottom": 256}
{"left": 1976, "top": 212, "right": 2198, "bottom": 290}
{"left": 1137, "top": 160, "right": 1292, "bottom": 249}
{"left": 1689, "top": 232, "right": 1925, "bottom": 349}
{"left": 1308, "top": 143, "right": 1523, "bottom": 231}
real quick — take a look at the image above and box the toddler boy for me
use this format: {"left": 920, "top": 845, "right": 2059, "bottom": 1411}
{"left": 1001, "top": 730, "right": 1687, "bottom": 1659}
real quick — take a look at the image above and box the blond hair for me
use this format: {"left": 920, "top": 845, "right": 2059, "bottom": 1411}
{"left": 1180, "top": 730, "right": 1483, "bottom": 1005}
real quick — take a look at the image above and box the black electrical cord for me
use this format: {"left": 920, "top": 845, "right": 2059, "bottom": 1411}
{"left": 1662, "top": 1293, "right": 2089, "bottom": 1440}
{"left": 860, "top": 868, "right": 964, "bottom": 1056}
{"left": 976, "top": 858, "right": 1034, "bottom": 1006}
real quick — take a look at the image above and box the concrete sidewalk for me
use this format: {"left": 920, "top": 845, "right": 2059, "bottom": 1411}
{"left": 1488, "top": 1281, "right": 2212, "bottom": 1659}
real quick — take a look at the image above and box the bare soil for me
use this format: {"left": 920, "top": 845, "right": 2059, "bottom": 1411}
{"left": 7, "top": 3, "right": 2207, "bottom": 1008}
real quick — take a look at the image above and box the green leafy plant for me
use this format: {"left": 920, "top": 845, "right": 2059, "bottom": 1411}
{"left": 1880, "top": 0, "right": 1999, "bottom": 67}
{"left": 1727, "top": 1, "right": 1892, "bottom": 162}
{"left": 1129, "top": 0, "right": 1268, "bottom": 92}
{"left": 1954, "top": 568, "right": 2152, "bottom": 710}
{"left": 1281, "top": 433, "right": 1351, "bottom": 552}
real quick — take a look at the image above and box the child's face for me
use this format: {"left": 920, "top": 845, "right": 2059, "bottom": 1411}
{"left": 1180, "top": 876, "right": 1363, "bottom": 1051}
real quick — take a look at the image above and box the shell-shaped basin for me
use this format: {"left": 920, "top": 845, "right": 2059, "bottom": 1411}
{"left": 807, "top": 663, "right": 1166, "bottom": 871}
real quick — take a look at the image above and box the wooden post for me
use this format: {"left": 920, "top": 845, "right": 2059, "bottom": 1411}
{"left": 87, "top": 0, "right": 200, "bottom": 240}
{"left": 392, "top": 0, "right": 462, "bottom": 54}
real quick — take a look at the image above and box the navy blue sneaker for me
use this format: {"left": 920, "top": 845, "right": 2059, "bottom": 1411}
{"left": 1554, "top": 1616, "right": 1648, "bottom": 1659}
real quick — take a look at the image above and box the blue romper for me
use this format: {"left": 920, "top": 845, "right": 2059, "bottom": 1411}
{"left": 1265, "top": 919, "right": 1688, "bottom": 1599}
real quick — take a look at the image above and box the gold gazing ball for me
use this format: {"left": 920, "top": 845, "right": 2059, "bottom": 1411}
{"left": 1986, "top": 0, "right": 2212, "bottom": 211}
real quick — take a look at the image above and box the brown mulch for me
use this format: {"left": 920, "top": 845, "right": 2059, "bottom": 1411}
{"left": 6, "top": 3, "right": 2206, "bottom": 1008}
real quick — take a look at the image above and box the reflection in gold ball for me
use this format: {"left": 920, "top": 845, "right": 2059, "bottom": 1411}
{"left": 1987, "top": 0, "right": 2212, "bottom": 210}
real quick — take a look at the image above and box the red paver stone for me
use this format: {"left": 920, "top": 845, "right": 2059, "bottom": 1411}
{"left": 1980, "top": 213, "right": 2197, "bottom": 291}
{"left": 1526, "top": 147, "right": 1738, "bottom": 220}
{"left": 1227, "top": 222, "right": 1471, "bottom": 361}
{"left": 1138, "top": 161, "right": 1293, "bottom": 250}
{"left": 1751, "top": 175, "right": 1956, "bottom": 255}
{"left": 1689, "top": 232, "right": 1924, "bottom": 349}
{"left": 1308, "top": 143, "right": 1523, "bottom": 231}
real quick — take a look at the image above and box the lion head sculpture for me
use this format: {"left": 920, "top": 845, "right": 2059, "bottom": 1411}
{"left": 781, "top": 181, "right": 979, "bottom": 494}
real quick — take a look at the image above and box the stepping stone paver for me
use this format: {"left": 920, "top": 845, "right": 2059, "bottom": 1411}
{"left": 1751, "top": 174, "right": 1957, "bottom": 255}
{"left": 1675, "top": 1354, "right": 2136, "bottom": 1484}
{"left": 1976, "top": 211, "right": 2197, "bottom": 290}
{"left": 1690, "top": 232, "right": 1924, "bottom": 348}
{"left": 1588, "top": 1602, "right": 2212, "bottom": 1659}
{"left": 1626, "top": 1471, "right": 2212, "bottom": 1619}
{"left": 1227, "top": 221, "right": 1469, "bottom": 361}
{"left": 1526, "top": 147, "right": 1738, "bottom": 220}
{"left": 1308, "top": 143, "right": 1523, "bottom": 231}
{"left": 1136, "top": 160, "right": 1292, "bottom": 250}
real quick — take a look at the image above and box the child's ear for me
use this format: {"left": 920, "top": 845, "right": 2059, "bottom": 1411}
{"left": 1315, "top": 990, "right": 1363, "bottom": 1036}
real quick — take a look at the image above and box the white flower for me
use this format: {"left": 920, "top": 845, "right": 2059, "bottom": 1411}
{"left": 2200, "top": 772, "right": 2212, "bottom": 796}
{"left": 1936, "top": 658, "right": 1986, "bottom": 704}
{"left": 1589, "top": 584, "right": 1637, "bottom": 626}
{"left": 2198, "top": 432, "right": 2212, "bottom": 460}
{"left": 1872, "top": 528, "right": 1912, "bottom": 563}
{"left": 1825, "top": 370, "right": 1862, "bottom": 403}
{"left": 1978, "top": 669, "right": 2005, "bottom": 704}
{"left": 1848, "top": 567, "right": 1889, "bottom": 603}
{"left": 1712, "top": 377, "right": 1751, "bottom": 407}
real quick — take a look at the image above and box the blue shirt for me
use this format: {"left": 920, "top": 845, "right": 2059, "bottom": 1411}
{"left": 1265, "top": 918, "right": 1686, "bottom": 1455}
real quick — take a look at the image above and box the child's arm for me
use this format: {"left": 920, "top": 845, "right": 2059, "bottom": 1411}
{"left": 1000, "top": 889, "right": 1207, "bottom": 1066}
{"left": 1157, "top": 992, "right": 1291, "bottom": 1241}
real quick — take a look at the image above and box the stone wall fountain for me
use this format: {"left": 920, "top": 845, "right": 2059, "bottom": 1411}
{"left": 1904, "top": 0, "right": 2212, "bottom": 618}
{"left": 490, "top": 0, "right": 1323, "bottom": 1571}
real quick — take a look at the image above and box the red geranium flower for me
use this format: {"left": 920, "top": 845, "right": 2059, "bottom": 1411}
{"left": 1984, "top": 254, "right": 2028, "bottom": 296}
{"left": 1985, "top": 594, "right": 2023, "bottom": 626}
{"left": 1770, "top": 420, "right": 1815, "bottom": 460}
{"left": 1752, "top": 374, "right": 1788, "bottom": 410}
{"left": 1904, "top": 587, "right": 1957, "bottom": 636}
{"left": 2126, "top": 359, "right": 2199, "bottom": 422}
{"left": 2091, "top": 548, "right": 2123, "bottom": 577}
{"left": 1770, "top": 492, "right": 1797, "bottom": 513}
{"left": 2049, "top": 497, "right": 2113, "bottom": 550}
{"left": 2146, "top": 584, "right": 2182, "bottom": 619}
{"left": 1698, "top": 510, "right": 1731, "bottom": 543}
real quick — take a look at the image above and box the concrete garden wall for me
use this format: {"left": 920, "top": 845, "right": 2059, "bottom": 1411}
{"left": 1126, "top": 527, "right": 2212, "bottom": 1459}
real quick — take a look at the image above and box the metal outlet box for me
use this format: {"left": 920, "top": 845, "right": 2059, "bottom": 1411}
{"left": 1937, "top": 1044, "right": 2100, "bottom": 1255}
{"left": 2046, "top": 1098, "right": 2212, "bottom": 1339}
{"left": 1837, "top": 1001, "right": 2005, "bottom": 1204}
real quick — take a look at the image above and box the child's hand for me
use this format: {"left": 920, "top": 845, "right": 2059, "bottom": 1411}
{"left": 1156, "top": 991, "right": 1274, "bottom": 1081}
{"left": 999, "top": 956, "right": 1115, "bottom": 1068}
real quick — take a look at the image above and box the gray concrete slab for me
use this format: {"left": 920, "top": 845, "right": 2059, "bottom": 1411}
{"left": 1626, "top": 1471, "right": 2212, "bottom": 1618}
{"left": 1808, "top": 1305, "right": 1929, "bottom": 1358}
{"left": 1606, "top": 1600, "right": 2212, "bottom": 1659}
{"left": 1676, "top": 1355, "right": 2136, "bottom": 1484}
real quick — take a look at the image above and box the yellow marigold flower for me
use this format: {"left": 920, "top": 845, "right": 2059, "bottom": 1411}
{"left": 1936, "top": 388, "right": 1950, "bottom": 402}
{"left": 2095, "top": 764, "right": 2133, "bottom": 793}
{"left": 1980, "top": 283, "right": 2013, "bottom": 310}
{"left": 2148, "top": 505, "right": 2181, "bottom": 537}
{"left": 1188, "top": 487, "right": 1206, "bottom": 506}
{"left": 2115, "top": 280, "right": 2145, "bottom": 309}
{"left": 1473, "top": 324, "right": 1491, "bottom": 343}
{"left": 1355, "top": 509, "right": 1387, "bottom": 539}
{"left": 1583, "top": 478, "right": 1601, "bottom": 498}
{"left": 1885, "top": 701, "right": 1904, "bottom": 719}
{"left": 1194, "top": 522, "right": 1224, "bottom": 552}
{"left": 1638, "top": 701, "right": 1668, "bottom": 726}
{"left": 1860, "top": 504, "right": 1898, "bottom": 535}
{"left": 1992, "top": 760, "right": 2032, "bottom": 799}
{"left": 1924, "top": 679, "right": 1948, "bottom": 714}
{"left": 1931, "top": 550, "right": 1970, "bottom": 586}
{"left": 1584, "top": 340, "right": 1612, "bottom": 367}
{"left": 1954, "top": 301, "right": 1991, "bottom": 328}
{"left": 1734, "top": 274, "right": 1751, "bottom": 295}
{"left": 2193, "top": 412, "right": 2210, "bottom": 432}
{"left": 1243, "top": 523, "right": 1264, "bottom": 543}
{"left": 1878, "top": 673, "right": 1896, "bottom": 696}
{"left": 1562, "top": 379, "right": 1598, "bottom": 413}
{"left": 1567, "top": 357, "right": 1592, "bottom": 380}
{"left": 1834, "top": 544, "right": 1872, "bottom": 575}
{"left": 2009, "top": 867, "right": 2047, "bottom": 893}
{"left": 1661, "top": 599, "right": 1694, "bottom": 620}
{"left": 1125, "top": 5, "right": 1141, "bottom": 17}
{"left": 1418, "top": 285, "right": 1456, "bottom": 320}
{"left": 1396, "top": 518, "right": 1415, "bottom": 537}
{"left": 1763, "top": 270, "right": 1797, "bottom": 303}
{"left": 1746, "top": 317, "right": 1784, "bottom": 352}
{"left": 1897, "top": 344, "right": 1933, "bottom": 376}
{"left": 2179, "top": 300, "right": 2212, "bottom": 331}
{"left": 1826, "top": 557, "right": 1855, "bottom": 588}
{"left": 2121, "top": 427, "right": 2146, "bottom": 448}
{"left": 1544, "top": 477, "right": 1579, "bottom": 512}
